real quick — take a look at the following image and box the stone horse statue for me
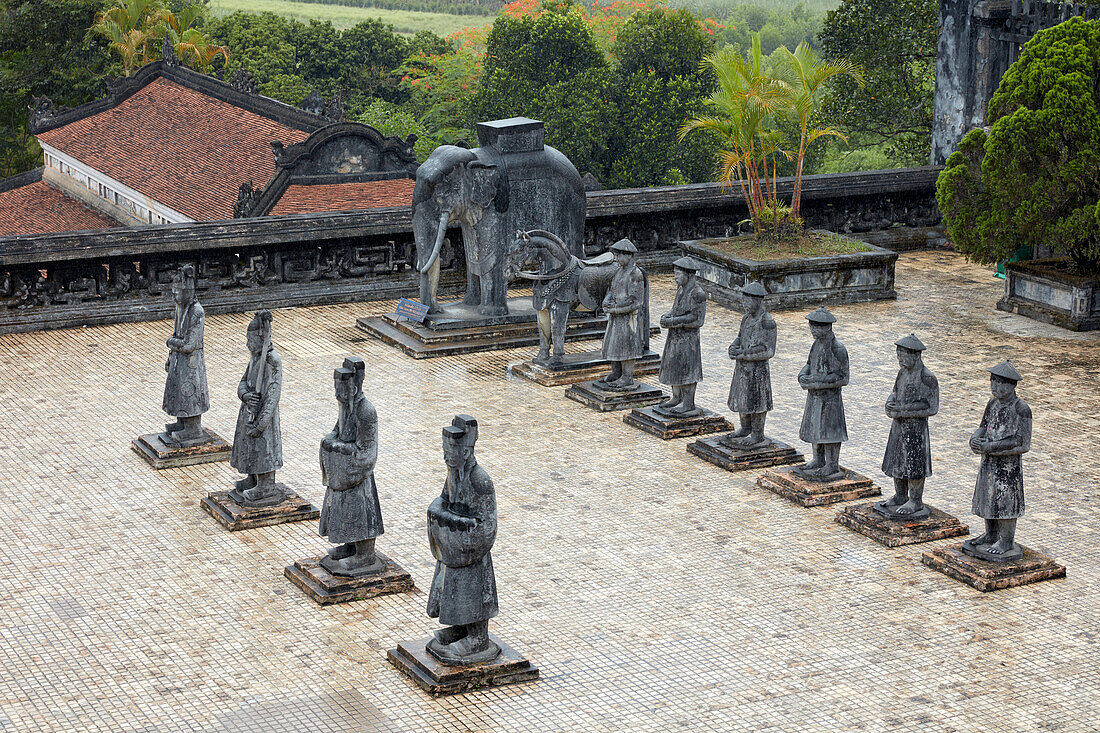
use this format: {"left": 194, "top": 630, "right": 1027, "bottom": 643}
{"left": 505, "top": 229, "right": 615, "bottom": 366}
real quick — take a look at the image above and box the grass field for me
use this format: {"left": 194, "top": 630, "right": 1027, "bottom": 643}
{"left": 207, "top": 0, "right": 487, "bottom": 33}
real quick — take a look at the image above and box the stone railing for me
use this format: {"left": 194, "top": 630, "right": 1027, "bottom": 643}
{"left": 0, "top": 167, "right": 941, "bottom": 333}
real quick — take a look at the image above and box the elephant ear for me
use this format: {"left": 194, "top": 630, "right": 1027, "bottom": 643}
{"left": 468, "top": 161, "right": 509, "bottom": 213}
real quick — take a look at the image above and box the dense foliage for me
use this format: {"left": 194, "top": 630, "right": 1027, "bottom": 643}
{"left": 286, "top": 0, "right": 499, "bottom": 16}
{"left": 818, "top": 0, "right": 936, "bottom": 165}
{"left": 936, "top": 18, "right": 1100, "bottom": 274}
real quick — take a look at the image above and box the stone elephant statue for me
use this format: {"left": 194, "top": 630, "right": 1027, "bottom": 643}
{"left": 413, "top": 144, "right": 510, "bottom": 316}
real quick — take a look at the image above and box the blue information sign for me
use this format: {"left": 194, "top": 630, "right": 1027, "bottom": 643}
{"left": 394, "top": 298, "right": 430, "bottom": 323}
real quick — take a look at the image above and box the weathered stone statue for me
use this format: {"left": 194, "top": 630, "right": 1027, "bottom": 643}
{"left": 319, "top": 357, "right": 385, "bottom": 577}
{"left": 962, "top": 361, "right": 1032, "bottom": 562}
{"left": 875, "top": 334, "right": 939, "bottom": 519}
{"left": 594, "top": 239, "right": 650, "bottom": 391}
{"left": 792, "top": 307, "right": 849, "bottom": 481}
{"left": 725, "top": 281, "right": 776, "bottom": 447}
{"left": 656, "top": 257, "right": 706, "bottom": 416}
{"left": 426, "top": 415, "right": 500, "bottom": 665}
{"left": 227, "top": 310, "right": 285, "bottom": 507}
{"left": 162, "top": 265, "right": 210, "bottom": 444}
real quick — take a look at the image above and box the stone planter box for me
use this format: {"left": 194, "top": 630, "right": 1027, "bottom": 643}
{"left": 681, "top": 233, "right": 898, "bottom": 311}
{"left": 998, "top": 259, "right": 1100, "bottom": 331}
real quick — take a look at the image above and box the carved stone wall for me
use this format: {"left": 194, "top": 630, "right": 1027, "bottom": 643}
{"left": 932, "top": 0, "right": 1099, "bottom": 164}
{"left": 0, "top": 168, "right": 940, "bottom": 334}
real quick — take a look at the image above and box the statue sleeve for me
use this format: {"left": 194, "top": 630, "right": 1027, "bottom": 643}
{"left": 354, "top": 399, "right": 379, "bottom": 470}
{"left": 761, "top": 315, "right": 777, "bottom": 359}
{"left": 683, "top": 288, "right": 706, "bottom": 329}
{"left": 237, "top": 365, "right": 251, "bottom": 400}
{"left": 832, "top": 342, "right": 850, "bottom": 387}
{"left": 1012, "top": 400, "right": 1033, "bottom": 455}
{"left": 178, "top": 304, "right": 204, "bottom": 354}
{"left": 254, "top": 352, "right": 281, "bottom": 428}
{"left": 923, "top": 369, "right": 940, "bottom": 416}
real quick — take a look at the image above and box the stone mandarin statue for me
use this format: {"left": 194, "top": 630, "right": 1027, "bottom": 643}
{"left": 792, "top": 307, "right": 850, "bottom": 481}
{"left": 656, "top": 257, "right": 706, "bottom": 416}
{"left": 725, "top": 281, "right": 776, "bottom": 448}
{"left": 228, "top": 310, "right": 285, "bottom": 507}
{"left": 162, "top": 265, "right": 210, "bottom": 444}
{"left": 876, "top": 334, "right": 939, "bottom": 519}
{"left": 426, "top": 415, "right": 500, "bottom": 665}
{"left": 962, "top": 361, "right": 1032, "bottom": 562}
{"left": 319, "top": 357, "right": 386, "bottom": 577}
{"left": 595, "top": 239, "right": 650, "bottom": 391}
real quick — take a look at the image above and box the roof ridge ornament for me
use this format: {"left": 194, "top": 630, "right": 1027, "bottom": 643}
{"left": 28, "top": 96, "right": 70, "bottom": 131}
{"left": 229, "top": 68, "right": 258, "bottom": 95}
{"left": 162, "top": 34, "right": 180, "bottom": 68}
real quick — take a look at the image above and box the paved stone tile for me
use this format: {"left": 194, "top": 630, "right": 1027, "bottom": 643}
{"left": 0, "top": 251, "right": 1096, "bottom": 731}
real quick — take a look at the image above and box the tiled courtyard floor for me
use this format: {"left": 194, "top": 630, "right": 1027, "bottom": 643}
{"left": 0, "top": 250, "right": 1097, "bottom": 732}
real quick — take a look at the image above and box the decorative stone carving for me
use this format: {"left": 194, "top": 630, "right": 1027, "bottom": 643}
{"left": 791, "top": 307, "right": 849, "bottom": 481}
{"left": 301, "top": 90, "right": 326, "bottom": 116}
{"left": 322, "top": 88, "right": 345, "bottom": 123}
{"left": 28, "top": 96, "right": 69, "bottom": 131}
{"left": 229, "top": 68, "right": 258, "bottom": 95}
{"left": 233, "top": 181, "right": 261, "bottom": 218}
{"left": 655, "top": 257, "right": 706, "bottom": 416}
{"left": 594, "top": 239, "right": 650, "bottom": 391}
{"left": 162, "top": 35, "right": 180, "bottom": 68}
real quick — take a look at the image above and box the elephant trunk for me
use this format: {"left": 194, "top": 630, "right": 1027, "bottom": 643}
{"left": 419, "top": 209, "right": 450, "bottom": 274}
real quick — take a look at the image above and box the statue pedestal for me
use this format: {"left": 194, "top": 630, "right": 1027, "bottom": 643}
{"left": 357, "top": 297, "right": 609, "bottom": 358}
{"left": 687, "top": 434, "right": 802, "bottom": 471}
{"left": 131, "top": 429, "right": 230, "bottom": 469}
{"left": 509, "top": 349, "right": 660, "bottom": 386}
{"left": 200, "top": 489, "right": 318, "bottom": 531}
{"left": 388, "top": 636, "right": 539, "bottom": 695}
{"left": 284, "top": 554, "right": 413, "bottom": 604}
{"left": 623, "top": 406, "right": 730, "bottom": 440}
{"left": 756, "top": 465, "right": 881, "bottom": 507}
{"left": 835, "top": 502, "right": 969, "bottom": 547}
{"left": 564, "top": 380, "right": 664, "bottom": 412}
{"left": 921, "top": 543, "right": 1065, "bottom": 592}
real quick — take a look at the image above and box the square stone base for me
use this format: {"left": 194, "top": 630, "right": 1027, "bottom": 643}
{"left": 284, "top": 553, "right": 413, "bottom": 604}
{"left": 922, "top": 543, "right": 1066, "bottom": 592}
{"left": 131, "top": 429, "right": 231, "bottom": 469}
{"left": 623, "top": 406, "right": 730, "bottom": 440}
{"left": 687, "top": 434, "right": 802, "bottom": 471}
{"left": 200, "top": 489, "right": 318, "bottom": 531}
{"left": 388, "top": 636, "right": 539, "bottom": 696}
{"left": 756, "top": 465, "right": 881, "bottom": 507}
{"left": 509, "top": 350, "right": 660, "bottom": 386}
{"left": 564, "top": 380, "right": 664, "bottom": 412}
{"left": 835, "top": 503, "right": 969, "bottom": 547}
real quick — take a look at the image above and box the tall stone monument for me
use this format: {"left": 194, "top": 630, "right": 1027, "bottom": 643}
{"left": 389, "top": 415, "right": 538, "bottom": 694}
{"left": 923, "top": 361, "right": 1065, "bottom": 590}
{"left": 132, "top": 265, "right": 230, "bottom": 469}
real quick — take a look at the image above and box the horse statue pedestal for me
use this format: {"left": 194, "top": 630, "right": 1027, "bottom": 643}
{"left": 357, "top": 297, "right": 611, "bottom": 359}
{"left": 509, "top": 349, "right": 661, "bottom": 386}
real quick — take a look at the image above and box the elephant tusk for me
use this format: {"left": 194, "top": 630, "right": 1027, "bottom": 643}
{"left": 420, "top": 209, "right": 450, "bottom": 274}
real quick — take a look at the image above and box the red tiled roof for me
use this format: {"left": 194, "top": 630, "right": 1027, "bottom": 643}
{"left": 0, "top": 180, "right": 119, "bottom": 236}
{"left": 268, "top": 179, "right": 415, "bottom": 216}
{"left": 36, "top": 77, "right": 310, "bottom": 221}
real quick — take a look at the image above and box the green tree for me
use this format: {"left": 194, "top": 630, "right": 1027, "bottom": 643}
{"left": 680, "top": 36, "right": 791, "bottom": 235}
{"left": 89, "top": 0, "right": 165, "bottom": 76}
{"left": 162, "top": 2, "right": 229, "bottom": 73}
{"left": 612, "top": 7, "right": 714, "bottom": 81}
{"left": 818, "top": 0, "right": 936, "bottom": 164}
{"left": 0, "top": 0, "right": 114, "bottom": 175}
{"left": 937, "top": 17, "right": 1100, "bottom": 274}
{"left": 774, "top": 41, "right": 862, "bottom": 216}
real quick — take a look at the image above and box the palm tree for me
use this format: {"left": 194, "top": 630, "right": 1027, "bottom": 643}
{"left": 774, "top": 42, "right": 864, "bottom": 218}
{"left": 90, "top": 0, "right": 165, "bottom": 76}
{"left": 163, "top": 2, "right": 230, "bottom": 73}
{"left": 679, "top": 35, "right": 791, "bottom": 235}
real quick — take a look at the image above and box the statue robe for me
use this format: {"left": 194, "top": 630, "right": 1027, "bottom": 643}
{"left": 658, "top": 281, "right": 706, "bottom": 386}
{"left": 972, "top": 395, "right": 1031, "bottom": 520}
{"left": 798, "top": 335, "right": 849, "bottom": 444}
{"left": 230, "top": 348, "right": 283, "bottom": 475}
{"left": 601, "top": 263, "right": 649, "bottom": 361}
{"left": 162, "top": 300, "right": 209, "bottom": 418}
{"left": 426, "top": 461, "right": 498, "bottom": 627}
{"left": 881, "top": 364, "right": 938, "bottom": 479}
{"left": 319, "top": 394, "right": 383, "bottom": 543}
{"left": 728, "top": 310, "right": 776, "bottom": 414}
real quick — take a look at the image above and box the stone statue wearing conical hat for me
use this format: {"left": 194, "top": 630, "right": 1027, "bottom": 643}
{"left": 792, "top": 307, "right": 849, "bottom": 481}
{"left": 725, "top": 280, "right": 776, "bottom": 448}
{"left": 875, "top": 334, "right": 939, "bottom": 520}
{"left": 962, "top": 360, "right": 1032, "bottom": 562}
